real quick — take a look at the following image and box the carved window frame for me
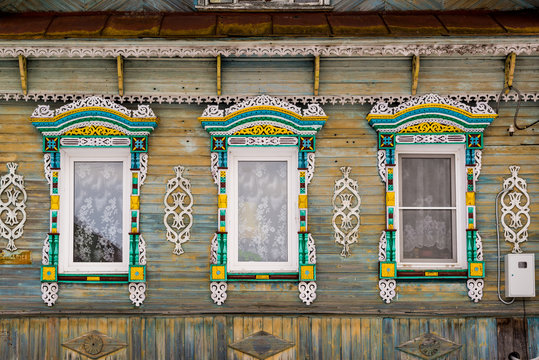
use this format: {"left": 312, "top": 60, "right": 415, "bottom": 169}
{"left": 199, "top": 95, "right": 327, "bottom": 305}
{"left": 31, "top": 96, "right": 157, "bottom": 306}
{"left": 367, "top": 94, "right": 497, "bottom": 303}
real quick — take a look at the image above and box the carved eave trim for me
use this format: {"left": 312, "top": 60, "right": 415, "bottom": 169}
{"left": 0, "top": 38, "right": 538, "bottom": 58}
{"left": 30, "top": 96, "right": 158, "bottom": 136}
{"left": 367, "top": 93, "right": 497, "bottom": 133}
{"left": 4, "top": 92, "right": 538, "bottom": 107}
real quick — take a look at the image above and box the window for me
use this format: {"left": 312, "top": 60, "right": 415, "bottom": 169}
{"left": 395, "top": 145, "right": 466, "bottom": 269}
{"left": 200, "top": 95, "right": 327, "bottom": 305}
{"left": 228, "top": 147, "right": 298, "bottom": 273}
{"left": 58, "top": 148, "right": 131, "bottom": 274}
{"left": 366, "top": 94, "right": 497, "bottom": 303}
{"left": 31, "top": 96, "right": 157, "bottom": 306}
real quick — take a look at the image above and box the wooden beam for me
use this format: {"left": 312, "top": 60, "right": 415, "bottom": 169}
{"left": 117, "top": 55, "right": 124, "bottom": 96}
{"left": 217, "top": 54, "right": 222, "bottom": 96}
{"left": 411, "top": 55, "right": 420, "bottom": 96}
{"left": 314, "top": 55, "right": 320, "bottom": 96}
{"left": 18, "top": 55, "right": 27, "bottom": 95}
{"left": 504, "top": 52, "right": 516, "bottom": 94}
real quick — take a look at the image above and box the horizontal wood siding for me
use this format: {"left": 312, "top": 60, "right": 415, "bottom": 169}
{"left": 0, "top": 56, "right": 536, "bottom": 98}
{"left": 0, "top": 99, "right": 537, "bottom": 315}
{"left": 0, "top": 315, "right": 536, "bottom": 359}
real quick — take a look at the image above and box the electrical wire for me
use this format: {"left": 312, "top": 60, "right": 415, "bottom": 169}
{"left": 495, "top": 186, "right": 515, "bottom": 305}
{"left": 496, "top": 86, "right": 539, "bottom": 132}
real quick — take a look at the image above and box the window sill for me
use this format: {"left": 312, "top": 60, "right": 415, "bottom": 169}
{"left": 57, "top": 273, "right": 128, "bottom": 283}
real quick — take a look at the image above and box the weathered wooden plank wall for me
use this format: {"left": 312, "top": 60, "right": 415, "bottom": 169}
{"left": 0, "top": 99, "right": 536, "bottom": 315}
{"left": 0, "top": 55, "right": 536, "bottom": 98}
{"left": 0, "top": 55, "right": 536, "bottom": 358}
{"left": 0, "top": 315, "right": 537, "bottom": 359}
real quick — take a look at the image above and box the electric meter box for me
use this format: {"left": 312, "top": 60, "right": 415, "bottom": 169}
{"left": 505, "top": 253, "right": 535, "bottom": 298}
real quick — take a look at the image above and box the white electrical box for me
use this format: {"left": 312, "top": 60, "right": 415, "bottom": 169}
{"left": 505, "top": 253, "right": 535, "bottom": 298}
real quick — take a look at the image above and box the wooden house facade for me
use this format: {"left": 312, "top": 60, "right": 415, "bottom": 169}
{"left": 0, "top": 3, "right": 537, "bottom": 359}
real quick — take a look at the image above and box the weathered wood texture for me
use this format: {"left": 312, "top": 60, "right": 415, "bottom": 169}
{"left": 0, "top": 98, "right": 536, "bottom": 316}
{"left": 0, "top": 56, "right": 537, "bottom": 98}
{"left": 0, "top": 0, "right": 536, "bottom": 12}
{"left": 0, "top": 315, "right": 537, "bottom": 359}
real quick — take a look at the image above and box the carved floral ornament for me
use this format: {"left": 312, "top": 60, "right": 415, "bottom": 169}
{"left": 31, "top": 96, "right": 157, "bottom": 307}
{"left": 367, "top": 94, "right": 497, "bottom": 304}
{"left": 200, "top": 95, "right": 326, "bottom": 306}
{"left": 0, "top": 163, "right": 27, "bottom": 252}
{"left": 164, "top": 165, "right": 194, "bottom": 255}
{"left": 332, "top": 167, "right": 361, "bottom": 257}
{"left": 500, "top": 166, "right": 530, "bottom": 253}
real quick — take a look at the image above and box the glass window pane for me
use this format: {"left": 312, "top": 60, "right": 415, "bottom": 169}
{"left": 401, "top": 157, "right": 453, "bottom": 207}
{"left": 238, "top": 161, "right": 288, "bottom": 262}
{"left": 401, "top": 209, "right": 454, "bottom": 261}
{"left": 73, "top": 162, "right": 123, "bottom": 263}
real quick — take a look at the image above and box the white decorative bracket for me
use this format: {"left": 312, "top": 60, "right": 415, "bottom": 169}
{"left": 379, "top": 279, "right": 397, "bottom": 304}
{"left": 210, "top": 282, "right": 228, "bottom": 305}
{"left": 332, "top": 167, "right": 361, "bottom": 257}
{"left": 466, "top": 279, "right": 484, "bottom": 303}
{"left": 500, "top": 166, "right": 530, "bottom": 253}
{"left": 0, "top": 162, "right": 27, "bottom": 251}
{"left": 41, "top": 282, "right": 58, "bottom": 307}
{"left": 164, "top": 166, "right": 194, "bottom": 255}
{"left": 298, "top": 281, "right": 317, "bottom": 305}
{"left": 129, "top": 282, "right": 146, "bottom": 307}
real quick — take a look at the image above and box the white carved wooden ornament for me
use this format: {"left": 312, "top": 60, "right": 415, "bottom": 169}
{"left": 500, "top": 166, "right": 530, "bottom": 253}
{"left": 332, "top": 167, "right": 361, "bottom": 257}
{"left": 164, "top": 166, "right": 194, "bottom": 255}
{"left": 0, "top": 163, "right": 27, "bottom": 251}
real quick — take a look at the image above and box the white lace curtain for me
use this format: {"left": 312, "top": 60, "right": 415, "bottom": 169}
{"left": 237, "top": 161, "right": 288, "bottom": 262}
{"left": 400, "top": 157, "right": 454, "bottom": 260}
{"left": 73, "top": 162, "right": 123, "bottom": 263}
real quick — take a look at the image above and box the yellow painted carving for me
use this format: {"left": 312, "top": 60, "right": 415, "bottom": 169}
{"left": 386, "top": 192, "right": 395, "bottom": 207}
{"left": 212, "top": 265, "right": 226, "bottom": 280}
{"left": 64, "top": 125, "right": 125, "bottom": 136}
{"left": 131, "top": 195, "right": 140, "bottom": 210}
{"left": 298, "top": 195, "right": 308, "bottom": 208}
{"left": 399, "top": 122, "right": 463, "bottom": 133}
{"left": 467, "top": 167, "right": 474, "bottom": 175}
{"left": 234, "top": 125, "right": 294, "bottom": 136}
{"left": 42, "top": 266, "right": 56, "bottom": 281}
{"left": 425, "top": 271, "right": 439, "bottom": 277}
{"left": 466, "top": 192, "right": 475, "bottom": 206}
{"left": 300, "top": 265, "right": 315, "bottom": 281}
{"left": 381, "top": 263, "right": 395, "bottom": 278}
{"left": 86, "top": 276, "right": 100, "bottom": 281}
{"left": 387, "top": 168, "right": 393, "bottom": 175}
{"left": 131, "top": 226, "right": 138, "bottom": 233}
{"left": 130, "top": 267, "right": 145, "bottom": 281}
{"left": 50, "top": 195, "right": 59, "bottom": 210}
{"left": 256, "top": 275, "right": 270, "bottom": 280}
{"left": 218, "top": 194, "right": 227, "bottom": 208}
{"left": 220, "top": 171, "right": 226, "bottom": 178}
{"left": 470, "top": 262, "right": 484, "bottom": 277}
{"left": 299, "top": 171, "right": 306, "bottom": 178}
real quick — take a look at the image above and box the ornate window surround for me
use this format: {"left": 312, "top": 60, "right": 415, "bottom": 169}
{"left": 199, "top": 95, "right": 327, "bottom": 305}
{"left": 31, "top": 96, "right": 157, "bottom": 307}
{"left": 367, "top": 94, "right": 497, "bottom": 303}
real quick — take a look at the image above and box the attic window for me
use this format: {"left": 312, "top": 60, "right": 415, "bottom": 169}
{"left": 199, "top": 0, "right": 330, "bottom": 9}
